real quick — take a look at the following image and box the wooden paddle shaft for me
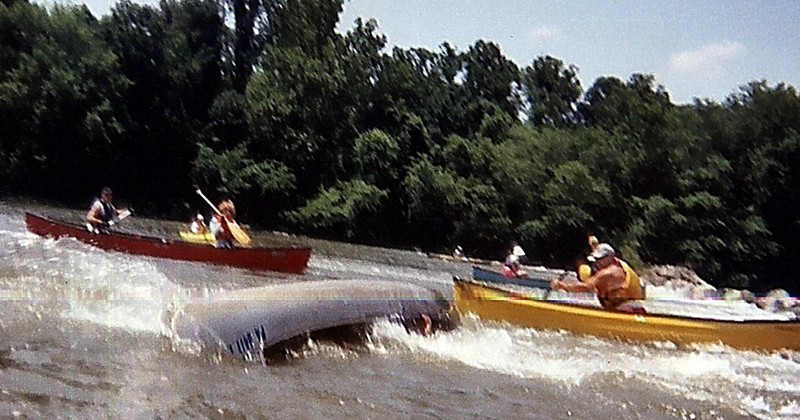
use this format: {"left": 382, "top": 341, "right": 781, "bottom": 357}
{"left": 195, "top": 189, "right": 252, "bottom": 246}
{"left": 196, "top": 189, "right": 225, "bottom": 217}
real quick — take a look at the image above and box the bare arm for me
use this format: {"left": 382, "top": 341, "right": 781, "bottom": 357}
{"left": 552, "top": 278, "right": 597, "bottom": 293}
{"left": 552, "top": 266, "right": 624, "bottom": 293}
{"left": 86, "top": 202, "right": 104, "bottom": 225}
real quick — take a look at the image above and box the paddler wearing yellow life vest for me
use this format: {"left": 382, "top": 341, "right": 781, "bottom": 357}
{"left": 551, "top": 242, "right": 645, "bottom": 310}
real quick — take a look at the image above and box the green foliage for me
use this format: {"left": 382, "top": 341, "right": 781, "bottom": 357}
{"left": 2, "top": 0, "right": 800, "bottom": 292}
{"left": 462, "top": 40, "right": 521, "bottom": 118}
{"left": 402, "top": 158, "right": 463, "bottom": 247}
{"left": 0, "top": 3, "right": 127, "bottom": 196}
{"left": 263, "top": 0, "right": 344, "bottom": 57}
{"left": 353, "top": 129, "right": 400, "bottom": 187}
{"left": 521, "top": 55, "right": 582, "bottom": 127}
{"left": 452, "top": 181, "right": 512, "bottom": 254}
{"left": 191, "top": 142, "right": 295, "bottom": 197}
{"left": 285, "top": 179, "right": 387, "bottom": 240}
{"left": 246, "top": 42, "right": 352, "bottom": 193}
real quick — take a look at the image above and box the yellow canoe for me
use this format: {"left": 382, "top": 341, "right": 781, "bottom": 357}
{"left": 179, "top": 231, "right": 215, "bottom": 245}
{"left": 453, "top": 277, "right": 800, "bottom": 352}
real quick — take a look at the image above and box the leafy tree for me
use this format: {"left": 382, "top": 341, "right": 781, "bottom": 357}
{"left": 462, "top": 40, "right": 521, "bottom": 119}
{"left": 0, "top": 4, "right": 127, "bottom": 198}
{"left": 352, "top": 128, "right": 400, "bottom": 189}
{"left": 452, "top": 180, "right": 512, "bottom": 256}
{"left": 285, "top": 179, "right": 387, "bottom": 241}
{"left": 103, "top": 0, "right": 226, "bottom": 211}
{"left": 367, "top": 46, "right": 458, "bottom": 151}
{"left": 226, "top": 0, "right": 261, "bottom": 92}
{"left": 717, "top": 81, "right": 800, "bottom": 289}
{"left": 402, "top": 158, "right": 464, "bottom": 248}
{"left": 192, "top": 142, "right": 295, "bottom": 196}
{"left": 0, "top": 0, "right": 50, "bottom": 189}
{"left": 520, "top": 55, "right": 583, "bottom": 128}
{"left": 205, "top": 90, "right": 250, "bottom": 150}
{"left": 246, "top": 43, "right": 350, "bottom": 193}
{"left": 263, "top": 0, "right": 343, "bottom": 57}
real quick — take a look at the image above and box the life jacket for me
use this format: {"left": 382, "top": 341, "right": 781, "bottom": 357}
{"left": 579, "top": 258, "right": 646, "bottom": 308}
{"left": 93, "top": 199, "right": 115, "bottom": 222}
{"left": 500, "top": 265, "right": 516, "bottom": 278}
{"left": 620, "top": 260, "right": 646, "bottom": 300}
{"left": 213, "top": 214, "right": 234, "bottom": 242}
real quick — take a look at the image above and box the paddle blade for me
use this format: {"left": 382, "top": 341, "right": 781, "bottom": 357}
{"left": 229, "top": 221, "right": 252, "bottom": 246}
{"left": 117, "top": 209, "right": 132, "bottom": 221}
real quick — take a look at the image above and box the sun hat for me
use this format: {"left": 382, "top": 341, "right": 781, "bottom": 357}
{"left": 587, "top": 243, "right": 615, "bottom": 262}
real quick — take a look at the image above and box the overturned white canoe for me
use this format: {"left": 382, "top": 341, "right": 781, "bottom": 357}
{"left": 169, "top": 279, "right": 454, "bottom": 359}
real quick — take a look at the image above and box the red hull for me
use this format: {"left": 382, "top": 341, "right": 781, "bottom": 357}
{"left": 25, "top": 213, "right": 311, "bottom": 274}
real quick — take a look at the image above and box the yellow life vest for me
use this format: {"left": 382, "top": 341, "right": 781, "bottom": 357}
{"left": 577, "top": 260, "right": 645, "bottom": 300}
{"left": 619, "top": 260, "right": 646, "bottom": 300}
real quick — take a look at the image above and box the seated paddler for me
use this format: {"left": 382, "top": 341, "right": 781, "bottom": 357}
{"left": 86, "top": 187, "right": 125, "bottom": 233}
{"left": 551, "top": 243, "right": 645, "bottom": 310}
{"left": 190, "top": 213, "right": 208, "bottom": 234}
{"left": 501, "top": 253, "right": 527, "bottom": 278}
{"left": 209, "top": 199, "right": 237, "bottom": 248}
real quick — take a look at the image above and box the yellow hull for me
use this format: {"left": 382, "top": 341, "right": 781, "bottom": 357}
{"left": 179, "top": 231, "right": 215, "bottom": 245}
{"left": 453, "top": 278, "right": 800, "bottom": 352}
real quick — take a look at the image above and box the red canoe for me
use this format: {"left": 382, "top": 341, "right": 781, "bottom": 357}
{"left": 25, "top": 213, "right": 311, "bottom": 274}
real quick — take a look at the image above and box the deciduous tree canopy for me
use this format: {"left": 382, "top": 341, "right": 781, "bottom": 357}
{"left": 2, "top": 0, "right": 799, "bottom": 293}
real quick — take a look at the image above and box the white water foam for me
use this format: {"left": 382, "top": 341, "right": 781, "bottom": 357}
{"left": 367, "top": 315, "right": 800, "bottom": 419}
{"left": 4, "top": 223, "right": 185, "bottom": 335}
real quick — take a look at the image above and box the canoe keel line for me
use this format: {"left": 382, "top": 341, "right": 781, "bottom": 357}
{"left": 167, "top": 279, "right": 457, "bottom": 360}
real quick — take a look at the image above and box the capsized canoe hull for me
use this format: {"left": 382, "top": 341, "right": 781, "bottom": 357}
{"left": 170, "top": 279, "right": 456, "bottom": 358}
{"left": 25, "top": 213, "right": 311, "bottom": 274}
{"left": 453, "top": 277, "right": 800, "bottom": 351}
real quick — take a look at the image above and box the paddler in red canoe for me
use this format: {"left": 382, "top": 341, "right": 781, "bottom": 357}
{"left": 209, "top": 199, "right": 237, "bottom": 248}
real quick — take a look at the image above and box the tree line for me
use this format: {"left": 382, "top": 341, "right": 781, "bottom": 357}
{"left": 2, "top": 0, "right": 799, "bottom": 293}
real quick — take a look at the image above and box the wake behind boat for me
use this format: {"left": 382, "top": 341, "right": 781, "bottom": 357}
{"left": 25, "top": 212, "right": 311, "bottom": 274}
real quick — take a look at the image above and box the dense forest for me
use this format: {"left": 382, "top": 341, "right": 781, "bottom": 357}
{"left": 1, "top": 0, "right": 799, "bottom": 293}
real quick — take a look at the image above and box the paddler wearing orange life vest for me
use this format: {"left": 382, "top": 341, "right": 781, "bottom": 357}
{"left": 551, "top": 242, "right": 645, "bottom": 310}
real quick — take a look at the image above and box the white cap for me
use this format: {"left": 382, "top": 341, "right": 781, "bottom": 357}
{"left": 513, "top": 245, "right": 526, "bottom": 257}
{"left": 588, "top": 243, "right": 615, "bottom": 262}
{"left": 196, "top": 214, "right": 204, "bottom": 221}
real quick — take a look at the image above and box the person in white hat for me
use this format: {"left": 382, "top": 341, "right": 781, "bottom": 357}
{"left": 551, "top": 243, "right": 644, "bottom": 310}
{"left": 453, "top": 245, "right": 466, "bottom": 260}
{"left": 509, "top": 241, "right": 529, "bottom": 265}
{"left": 190, "top": 213, "right": 208, "bottom": 234}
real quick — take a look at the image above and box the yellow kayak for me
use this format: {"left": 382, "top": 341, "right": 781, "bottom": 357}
{"left": 453, "top": 277, "right": 800, "bottom": 352}
{"left": 179, "top": 231, "right": 215, "bottom": 245}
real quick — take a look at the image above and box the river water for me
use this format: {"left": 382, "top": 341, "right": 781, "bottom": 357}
{"left": 0, "top": 201, "right": 798, "bottom": 419}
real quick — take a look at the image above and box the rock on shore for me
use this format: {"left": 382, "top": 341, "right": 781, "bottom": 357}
{"left": 640, "top": 264, "right": 799, "bottom": 317}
